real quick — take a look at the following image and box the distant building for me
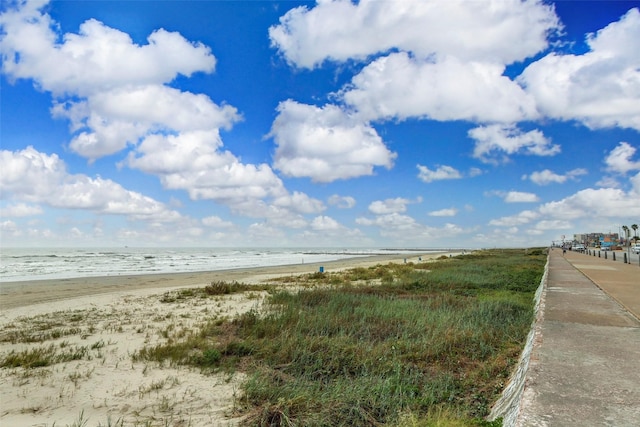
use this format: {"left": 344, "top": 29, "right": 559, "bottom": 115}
{"left": 573, "top": 232, "right": 619, "bottom": 247}
{"left": 573, "top": 234, "right": 587, "bottom": 243}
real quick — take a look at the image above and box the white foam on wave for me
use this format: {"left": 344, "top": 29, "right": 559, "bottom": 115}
{"left": 0, "top": 247, "right": 435, "bottom": 282}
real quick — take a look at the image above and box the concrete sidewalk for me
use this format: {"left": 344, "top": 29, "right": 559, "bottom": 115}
{"left": 514, "top": 249, "right": 640, "bottom": 426}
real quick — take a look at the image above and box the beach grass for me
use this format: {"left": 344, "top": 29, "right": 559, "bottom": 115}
{"left": 135, "top": 248, "right": 546, "bottom": 426}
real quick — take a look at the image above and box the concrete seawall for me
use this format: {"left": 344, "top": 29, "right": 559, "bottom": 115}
{"left": 488, "top": 256, "right": 548, "bottom": 425}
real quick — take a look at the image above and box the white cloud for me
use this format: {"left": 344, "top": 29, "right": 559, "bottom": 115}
{"left": 357, "top": 212, "right": 468, "bottom": 243}
{"left": 604, "top": 142, "right": 640, "bottom": 174}
{"left": 270, "top": 1, "right": 560, "bottom": 127}
{"left": 272, "top": 191, "right": 325, "bottom": 215}
{"left": 310, "top": 215, "right": 342, "bottom": 231}
{"left": 504, "top": 191, "right": 540, "bottom": 203}
{"left": 519, "top": 8, "right": 640, "bottom": 131}
{"left": 489, "top": 178, "right": 640, "bottom": 243}
{"left": 0, "top": 4, "right": 215, "bottom": 96}
{"left": 595, "top": 175, "right": 622, "bottom": 189}
{"left": 0, "top": 147, "right": 181, "bottom": 221}
{"left": 469, "top": 124, "right": 560, "bottom": 164}
{"left": 269, "top": 0, "right": 559, "bottom": 68}
{"left": 368, "top": 197, "right": 420, "bottom": 215}
{"left": 125, "top": 131, "right": 288, "bottom": 212}
{"left": 269, "top": 100, "right": 396, "bottom": 182}
{"left": 533, "top": 220, "right": 572, "bottom": 231}
{"left": 0, "top": 203, "right": 43, "bottom": 217}
{"left": 0, "top": 0, "right": 294, "bottom": 223}
{"left": 524, "top": 168, "right": 588, "bottom": 185}
{"left": 247, "top": 222, "right": 287, "bottom": 242}
{"left": 356, "top": 197, "right": 472, "bottom": 244}
{"left": 489, "top": 210, "right": 540, "bottom": 227}
{"left": 328, "top": 195, "right": 356, "bottom": 209}
{"left": 0, "top": 146, "right": 66, "bottom": 198}
{"left": 342, "top": 53, "right": 538, "bottom": 123}
{"left": 0, "top": 0, "right": 253, "bottom": 226}
{"left": 201, "top": 216, "right": 234, "bottom": 228}
{"left": 1, "top": 220, "right": 24, "bottom": 239}
{"left": 356, "top": 212, "right": 420, "bottom": 231}
{"left": 469, "top": 168, "right": 484, "bottom": 178}
{"left": 428, "top": 208, "right": 458, "bottom": 217}
{"left": 417, "top": 164, "right": 462, "bottom": 183}
{"left": 631, "top": 171, "right": 640, "bottom": 194}
{"left": 539, "top": 187, "right": 640, "bottom": 220}
{"left": 53, "top": 85, "right": 241, "bottom": 160}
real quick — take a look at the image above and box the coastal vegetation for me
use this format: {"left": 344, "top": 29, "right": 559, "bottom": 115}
{"left": 134, "top": 248, "right": 546, "bottom": 426}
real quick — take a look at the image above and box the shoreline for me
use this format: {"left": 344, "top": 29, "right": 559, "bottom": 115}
{"left": 0, "top": 252, "right": 454, "bottom": 312}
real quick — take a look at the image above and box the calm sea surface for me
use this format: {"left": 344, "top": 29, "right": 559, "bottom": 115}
{"left": 0, "top": 247, "right": 434, "bottom": 282}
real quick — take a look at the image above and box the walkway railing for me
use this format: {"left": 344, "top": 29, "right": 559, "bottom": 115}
{"left": 577, "top": 248, "right": 640, "bottom": 266}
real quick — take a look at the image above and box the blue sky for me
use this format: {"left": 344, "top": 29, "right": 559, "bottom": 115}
{"left": 1, "top": 0, "right": 639, "bottom": 248}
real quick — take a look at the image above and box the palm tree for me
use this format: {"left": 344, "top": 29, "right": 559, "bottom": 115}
{"left": 632, "top": 224, "right": 638, "bottom": 242}
{"left": 622, "top": 225, "right": 630, "bottom": 246}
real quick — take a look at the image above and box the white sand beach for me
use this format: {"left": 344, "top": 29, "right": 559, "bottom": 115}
{"left": 0, "top": 252, "right": 453, "bottom": 426}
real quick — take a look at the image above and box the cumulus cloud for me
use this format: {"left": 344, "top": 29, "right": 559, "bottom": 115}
{"left": 0, "top": 0, "right": 284, "bottom": 223}
{"left": 523, "top": 168, "right": 588, "bottom": 185}
{"left": 328, "top": 195, "right": 356, "bottom": 209}
{"left": 247, "top": 222, "right": 287, "bottom": 242}
{"left": 201, "top": 216, "right": 234, "bottom": 228}
{"left": 519, "top": 8, "right": 640, "bottom": 131}
{"left": 357, "top": 212, "right": 467, "bottom": 243}
{"left": 489, "top": 179, "right": 640, "bottom": 241}
{"left": 356, "top": 212, "right": 420, "bottom": 231}
{"left": 1, "top": 220, "right": 19, "bottom": 236}
{"left": 0, "top": 203, "right": 43, "bottom": 217}
{"left": 417, "top": 164, "right": 462, "bottom": 183}
{"left": 533, "top": 220, "right": 572, "bottom": 231}
{"left": 124, "top": 130, "right": 321, "bottom": 222}
{"left": 539, "top": 187, "right": 640, "bottom": 219}
{"left": 489, "top": 210, "right": 540, "bottom": 227}
{"left": 469, "top": 125, "right": 560, "bottom": 163}
{"left": 487, "top": 190, "right": 540, "bottom": 203}
{"left": 269, "top": 100, "right": 396, "bottom": 182}
{"left": 0, "top": 4, "right": 215, "bottom": 95}
{"left": 368, "top": 197, "right": 420, "bottom": 215}
{"left": 604, "top": 142, "right": 640, "bottom": 174}
{"left": 504, "top": 191, "right": 540, "bottom": 203}
{"left": 270, "top": 0, "right": 558, "bottom": 125}
{"left": 126, "top": 131, "right": 286, "bottom": 206}
{"left": 310, "top": 215, "right": 342, "bottom": 231}
{"left": 52, "top": 85, "right": 241, "bottom": 159}
{"left": 342, "top": 53, "right": 538, "bottom": 123}
{"left": 355, "top": 197, "right": 468, "bottom": 243}
{"left": 428, "top": 208, "right": 458, "bottom": 217}
{"left": 269, "top": 0, "right": 559, "bottom": 68}
{"left": 1, "top": 147, "right": 181, "bottom": 221}
{"left": 272, "top": 191, "right": 325, "bottom": 215}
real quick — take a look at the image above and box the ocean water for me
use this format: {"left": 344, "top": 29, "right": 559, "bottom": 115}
{"left": 0, "top": 247, "right": 429, "bottom": 282}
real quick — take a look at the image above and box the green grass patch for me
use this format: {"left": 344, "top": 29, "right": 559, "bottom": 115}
{"left": 159, "top": 280, "right": 274, "bottom": 303}
{"left": 136, "top": 248, "right": 546, "bottom": 426}
{"left": 0, "top": 343, "right": 94, "bottom": 369}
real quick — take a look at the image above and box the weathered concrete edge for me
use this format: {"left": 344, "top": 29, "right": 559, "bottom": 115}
{"left": 487, "top": 254, "right": 549, "bottom": 425}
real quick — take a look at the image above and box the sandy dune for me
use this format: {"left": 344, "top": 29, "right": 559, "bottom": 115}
{"left": 0, "top": 252, "right": 453, "bottom": 426}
